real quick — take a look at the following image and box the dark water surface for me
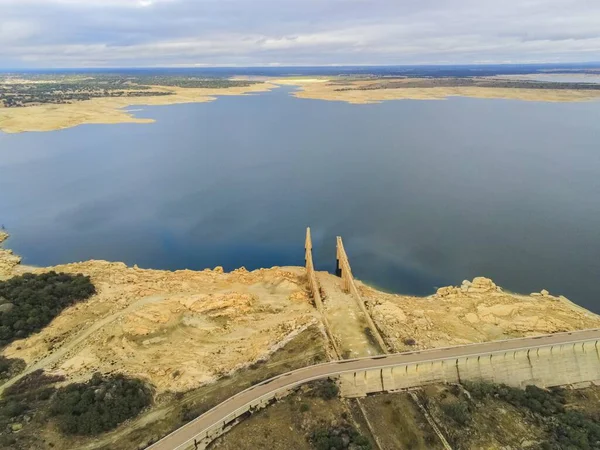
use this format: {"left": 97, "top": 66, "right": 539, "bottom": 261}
{"left": 1, "top": 87, "right": 599, "bottom": 311}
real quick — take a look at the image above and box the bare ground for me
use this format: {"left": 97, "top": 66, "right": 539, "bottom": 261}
{"left": 0, "top": 82, "right": 277, "bottom": 134}
{"left": 275, "top": 78, "right": 600, "bottom": 104}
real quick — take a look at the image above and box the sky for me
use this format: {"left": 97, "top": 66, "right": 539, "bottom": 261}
{"left": 1, "top": 0, "right": 600, "bottom": 68}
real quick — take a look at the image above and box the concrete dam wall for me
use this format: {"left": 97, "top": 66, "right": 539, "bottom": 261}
{"left": 340, "top": 338, "right": 600, "bottom": 397}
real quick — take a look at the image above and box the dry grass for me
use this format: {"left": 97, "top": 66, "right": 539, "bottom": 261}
{"left": 277, "top": 78, "right": 600, "bottom": 104}
{"left": 0, "top": 82, "right": 277, "bottom": 133}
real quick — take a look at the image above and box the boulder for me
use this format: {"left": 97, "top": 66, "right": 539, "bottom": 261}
{"left": 436, "top": 286, "right": 461, "bottom": 297}
{"left": 0, "top": 302, "right": 14, "bottom": 313}
{"left": 468, "top": 277, "right": 497, "bottom": 293}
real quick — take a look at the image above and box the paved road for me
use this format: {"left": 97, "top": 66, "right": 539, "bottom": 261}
{"left": 148, "top": 328, "right": 600, "bottom": 450}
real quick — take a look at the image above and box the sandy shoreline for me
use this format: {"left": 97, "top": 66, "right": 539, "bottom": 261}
{"left": 280, "top": 78, "right": 600, "bottom": 104}
{"left": 0, "top": 82, "right": 278, "bottom": 134}
{"left": 2, "top": 77, "right": 600, "bottom": 134}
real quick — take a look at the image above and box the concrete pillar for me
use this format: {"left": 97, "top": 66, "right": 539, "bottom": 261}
{"left": 381, "top": 367, "right": 395, "bottom": 391}
{"left": 365, "top": 369, "right": 385, "bottom": 394}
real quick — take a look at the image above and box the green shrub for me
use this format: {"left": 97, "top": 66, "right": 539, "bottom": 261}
{"left": 0, "top": 369, "right": 64, "bottom": 425}
{"left": 310, "top": 423, "right": 371, "bottom": 450}
{"left": 0, "top": 272, "right": 96, "bottom": 345}
{"left": 552, "top": 410, "right": 600, "bottom": 450}
{"left": 4, "top": 369, "right": 65, "bottom": 398}
{"left": 464, "top": 381, "right": 600, "bottom": 449}
{"left": 464, "top": 381, "right": 565, "bottom": 417}
{"left": 0, "top": 355, "right": 25, "bottom": 382}
{"left": 442, "top": 401, "right": 471, "bottom": 426}
{"left": 300, "top": 403, "right": 310, "bottom": 412}
{"left": 49, "top": 373, "right": 152, "bottom": 435}
{"left": 1, "top": 400, "right": 28, "bottom": 418}
{"left": 312, "top": 380, "right": 340, "bottom": 400}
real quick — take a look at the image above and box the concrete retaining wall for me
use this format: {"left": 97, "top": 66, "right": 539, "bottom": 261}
{"left": 339, "top": 339, "right": 600, "bottom": 397}
{"left": 185, "top": 388, "right": 294, "bottom": 450}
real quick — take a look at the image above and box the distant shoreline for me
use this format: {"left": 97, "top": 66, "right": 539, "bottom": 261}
{"left": 0, "top": 82, "right": 278, "bottom": 134}
{"left": 276, "top": 77, "right": 600, "bottom": 104}
{"left": 2, "top": 75, "right": 600, "bottom": 134}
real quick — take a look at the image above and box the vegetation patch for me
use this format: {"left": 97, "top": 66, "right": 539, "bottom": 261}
{"left": 441, "top": 400, "right": 472, "bottom": 426}
{"left": 310, "top": 423, "right": 371, "bottom": 450}
{"left": 0, "top": 271, "right": 96, "bottom": 346}
{"left": 0, "top": 370, "right": 152, "bottom": 448}
{"left": 0, "top": 73, "right": 260, "bottom": 108}
{"left": 359, "top": 392, "right": 443, "bottom": 450}
{"left": 0, "top": 369, "right": 65, "bottom": 449}
{"left": 309, "top": 379, "right": 340, "bottom": 400}
{"left": 0, "top": 355, "right": 25, "bottom": 384}
{"left": 49, "top": 372, "right": 153, "bottom": 436}
{"left": 465, "top": 381, "right": 600, "bottom": 449}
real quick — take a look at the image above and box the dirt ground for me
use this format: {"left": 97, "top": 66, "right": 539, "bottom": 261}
{"left": 359, "top": 392, "right": 444, "bottom": 450}
{"left": 0, "top": 326, "right": 329, "bottom": 450}
{"left": 78, "top": 325, "right": 330, "bottom": 450}
{"left": 318, "top": 272, "right": 380, "bottom": 358}
{"left": 419, "top": 384, "right": 546, "bottom": 449}
{"left": 208, "top": 382, "right": 375, "bottom": 450}
{"left": 211, "top": 381, "right": 600, "bottom": 450}
{"left": 1, "top": 257, "right": 319, "bottom": 394}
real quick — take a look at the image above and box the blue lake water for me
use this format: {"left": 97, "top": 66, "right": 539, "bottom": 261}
{"left": 1, "top": 86, "right": 599, "bottom": 311}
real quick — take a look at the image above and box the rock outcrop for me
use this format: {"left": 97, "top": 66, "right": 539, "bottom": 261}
{"left": 364, "top": 277, "right": 600, "bottom": 352}
{"left": 1, "top": 253, "right": 316, "bottom": 393}
{"left": 434, "top": 277, "right": 500, "bottom": 298}
{"left": 3, "top": 232, "right": 599, "bottom": 396}
{"left": 0, "top": 231, "right": 22, "bottom": 279}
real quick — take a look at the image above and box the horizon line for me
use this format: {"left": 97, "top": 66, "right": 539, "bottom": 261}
{"left": 2, "top": 61, "right": 600, "bottom": 72}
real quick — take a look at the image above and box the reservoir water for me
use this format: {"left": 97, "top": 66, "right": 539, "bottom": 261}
{"left": 1, "top": 86, "right": 599, "bottom": 311}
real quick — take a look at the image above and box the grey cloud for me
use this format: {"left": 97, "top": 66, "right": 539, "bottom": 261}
{"left": 0, "top": 0, "right": 599, "bottom": 67}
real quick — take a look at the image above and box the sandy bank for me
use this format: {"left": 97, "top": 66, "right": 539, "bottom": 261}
{"left": 0, "top": 82, "right": 277, "bottom": 134}
{"left": 277, "top": 78, "right": 600, "bottom": 104}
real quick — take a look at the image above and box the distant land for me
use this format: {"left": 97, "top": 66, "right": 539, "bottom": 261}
{"left": 2, "top": 63, "right": 600, "bottom": 133}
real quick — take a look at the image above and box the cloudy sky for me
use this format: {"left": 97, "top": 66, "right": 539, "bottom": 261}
{"left": 1, "top": 0, "right": 599, "bottom": 68}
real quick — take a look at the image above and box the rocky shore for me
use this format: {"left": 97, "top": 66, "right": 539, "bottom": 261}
{"left": 2, "top": 234, "right": 599, "bottom": 394}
